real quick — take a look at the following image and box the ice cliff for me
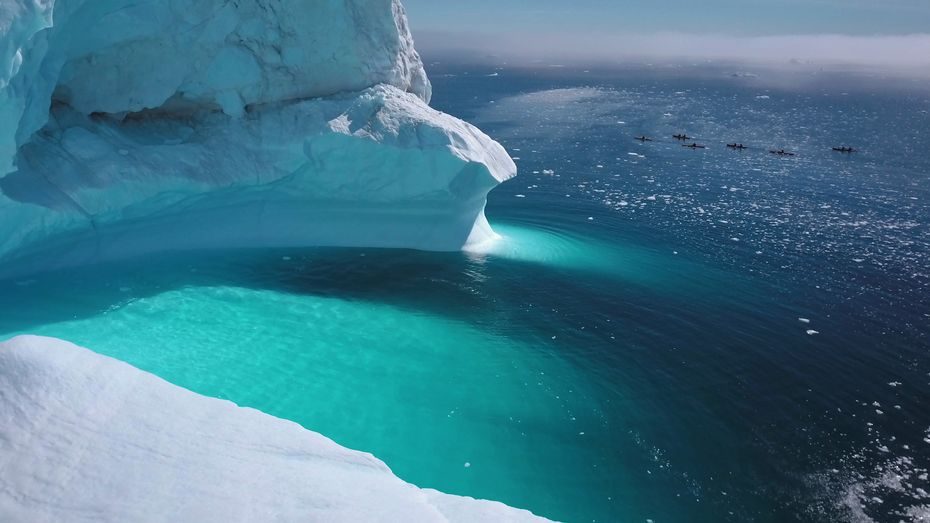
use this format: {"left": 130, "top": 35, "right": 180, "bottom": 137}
{"left": 0, "top": 336, "right": 549, "bottom": 522}
{"left": 0, "top": 0, "right": 515, "bottom": 277}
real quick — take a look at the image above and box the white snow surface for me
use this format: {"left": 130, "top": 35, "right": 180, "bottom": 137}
{"left": 0, "top": 0, "right": 515, "bottom": 276}
{"left": 0, "top": 335, "right": 550, "bottom": 523}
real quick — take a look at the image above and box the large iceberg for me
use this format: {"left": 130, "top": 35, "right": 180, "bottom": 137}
{"left": 0, "top": 0, "right": 515, "bottom": 277}
{"left": 0, "top": 336, "right": 548, "bottom": 522}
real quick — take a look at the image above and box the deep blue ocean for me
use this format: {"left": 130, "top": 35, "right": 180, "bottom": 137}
{"left": 2, "top": 64, "right": 929, "bottom": 522}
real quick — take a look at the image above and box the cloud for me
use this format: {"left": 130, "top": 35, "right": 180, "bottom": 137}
{"left": 415, "top": 30, "right": 930, "bottom": 73}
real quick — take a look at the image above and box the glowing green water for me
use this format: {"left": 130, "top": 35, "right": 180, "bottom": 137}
{"left": 3, "top": 224, "right": 687, "bottom": 520}
{"left": 0, "top": 220, "right": 779, "bottom": 522}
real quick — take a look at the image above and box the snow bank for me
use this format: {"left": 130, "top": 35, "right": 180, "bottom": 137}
{"left": 0, "top": 335, "right": 549, "bottom": 522}
{"left": 0, "top": 0, "right": 515, "bottom": 277}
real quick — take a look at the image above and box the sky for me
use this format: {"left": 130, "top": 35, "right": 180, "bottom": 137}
{"left": 402, "top": 0, "right": 930, "bottom": 69}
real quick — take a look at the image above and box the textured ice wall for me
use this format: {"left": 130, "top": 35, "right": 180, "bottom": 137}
{"left": 0, "top": 336, "right": 549, "bottom": 522}
{"left": 0, "top": 0, "right": 431, "bottom": 170}
{"left": 0, "top": 0, "right": 515, "bottom": 276}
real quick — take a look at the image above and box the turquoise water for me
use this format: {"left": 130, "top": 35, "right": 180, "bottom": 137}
{"left": 2, "top": 65, "right": 930, "bottom": 522}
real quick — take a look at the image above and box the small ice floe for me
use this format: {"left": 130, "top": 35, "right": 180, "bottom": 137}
{"left": 515, "top": 194, "right": 526, "bottom": 198}
{"left": 588, "top": 217, "right": 594, "bottom": 221}
{"left": 464, "top": 462, "right": 471, "bottom": 468}
{"left": 542, "top": 169, "right": 555, "bottom": 175}
{"left": 799, "top": 318, "right": 811, "bottom": 324}
{"left": 663, "top": 112, "right": 673, "bottom": 117}
{"left": 806, "top": 330, "right": 820, "bottom": 336}
{"left": 756, "top": 95, "right": 771, "bottom": 100}
{"left": 888, "top": 381, "right": 902, "bottom": 387}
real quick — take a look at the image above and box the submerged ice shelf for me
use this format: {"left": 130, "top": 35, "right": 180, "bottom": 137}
{"left": 0, "top": 0, "right": 527, "bottom": 518}
{"left": 0, "top": 336, "right": 549, "bottom": 522}
{"left": 0, "top": 0, "right": 515, "bottom": 277}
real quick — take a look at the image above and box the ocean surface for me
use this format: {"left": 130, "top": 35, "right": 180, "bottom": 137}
{"left": 2, "top": 64, "right": 930, "bottom": 522}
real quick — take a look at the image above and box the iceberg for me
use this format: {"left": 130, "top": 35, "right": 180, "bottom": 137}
{"left": 0, "top": 0, "right": 515, "bottom": 277}
{"left": 0, "top": 335, "right": 549, "bottom": 522}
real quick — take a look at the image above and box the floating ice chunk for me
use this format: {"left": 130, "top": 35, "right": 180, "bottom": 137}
{"left": 806, "top": 330, "right": 820, "bottom": 335}
{"left": 799, "top": 318, "right": 811, "bottom": 323}
{"left": 0, "top": 0, "right": 515, "bottom": 277}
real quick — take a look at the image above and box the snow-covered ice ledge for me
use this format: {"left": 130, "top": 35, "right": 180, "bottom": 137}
{"left": 0, "top": 336, "right": 550, "bottom": 522}
{"left": 0, "top": 0, "right": 515, "bottom": 277}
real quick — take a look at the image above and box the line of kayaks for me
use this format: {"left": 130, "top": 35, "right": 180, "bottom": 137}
{"left": 631, "top": 134, "right": 858, "bottom": 156}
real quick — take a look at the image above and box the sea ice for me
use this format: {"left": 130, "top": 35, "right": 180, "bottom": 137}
{"left": 0, "top": 336, "right": 548, "bottom": 522}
